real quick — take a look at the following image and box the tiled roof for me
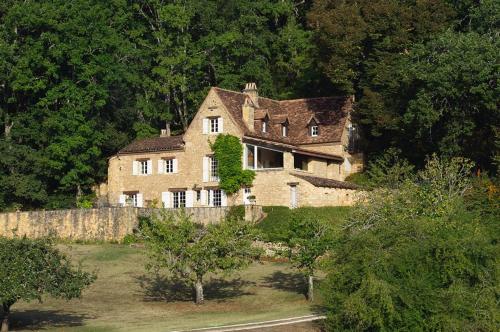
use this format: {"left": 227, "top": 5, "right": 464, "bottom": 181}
{"left": 118, "top": 136, "right": 184, "bottom": 154}
{"left": 292, "top": 173, "right": 359, "bottom": 190}
{"left": 213, "top": 87, "right": 352, "bottom": 146}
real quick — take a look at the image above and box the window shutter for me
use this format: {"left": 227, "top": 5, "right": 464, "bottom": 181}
{"left": 158, "top": 159, "right": 164, "bottom": 174}
{"left": 218, "top": 117, "right": 223, "bottom": 133}
{"left": 136, "top": 194, "right": 143, "bottom": 207}
{"left": 344, "top": 157, "right": 352, "bottom": 173}
{"left": 186, "top": 190, "right": 194, "bottom": 207}
{"left": 147, "top": 160, "right": 153, "bottom": 175}
{"left": 162, "top": 192, "right": 171, "bottom": 208}
{"left": 208, "top": 190, "right": 214, "bottom": 207}
{"left": 173, "top": 158, "right": 178, "bottom": 173}
{"left": 200, "top": 190, "right": 207, "bottom": 206}
{"left": 132, "top": 161, "right": 138, "bottom": 175}
{"left": 202, "top": 156, "right": 209, "bottom": 182}
{"left": 119, "top": 194, "right": 126, "bottom": 206}
{"left": 221, "top": 190, "right": 228, "bottom": 207}
{"left": 202, "top": 118, "right": 209, "bottom": 134}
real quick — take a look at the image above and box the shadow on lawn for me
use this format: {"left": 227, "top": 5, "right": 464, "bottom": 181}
{"left": 261, "top": 271, "right": 307, "bottom": 296}
{"left": 6, "top": 309, "right": 88, "bottom": 331}
{"left": 136, "top": 274, "right": 255, "bottom": 303}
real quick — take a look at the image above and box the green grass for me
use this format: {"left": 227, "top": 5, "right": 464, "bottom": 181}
{"left": 256, "top": 206, "right": 352, "bottom": 242}
{"left": 10, "top": 244, "right": 317, "bottom": 332}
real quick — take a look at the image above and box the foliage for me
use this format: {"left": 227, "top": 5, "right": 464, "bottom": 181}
{"left": 257, "top": 206, "right": 350, "bottom": 243}
{"left": 0, "top": 237, "right": 95, "bottom": 332}
{"left": 282, "top": 209, "right": 337, "bottom": 301}
{"left": 309, "top": 0, "right": 500, "bottom": 172}
{"left": 210, "top": 134, "right": 255, "bottom": 195}
{"left": 321, "top": 156, "right": 498, "bottom": 331}
{"left": 140, "top": 210, "right": 261, "bottom": 304}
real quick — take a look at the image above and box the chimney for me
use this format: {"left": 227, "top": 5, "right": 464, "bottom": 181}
{"left": 243, "top": 82, "right": 259, "bottom": 108}
{"left": 160, "top": 122, "right": 171, "bottom": 137}
{"left": 242, "top": 97, "right": 255, "bottom": 131}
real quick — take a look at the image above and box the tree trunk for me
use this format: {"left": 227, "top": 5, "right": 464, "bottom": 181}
{"left": 195, "top": 278, "right": 204, "bottom": 305}
{"left": 1, "top": 303, "right": 10, "bottom": 332}
{"left": 306, "top": 274, "right": 314, "bottom": 302}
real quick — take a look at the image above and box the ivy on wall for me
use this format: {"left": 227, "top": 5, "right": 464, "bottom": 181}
{"left": 210, "top": 135, "right": 255, "bottom": 195}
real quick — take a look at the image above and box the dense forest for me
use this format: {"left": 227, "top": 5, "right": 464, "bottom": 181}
{"left": 0, "top": 0, "right": 498, "bottom": 210}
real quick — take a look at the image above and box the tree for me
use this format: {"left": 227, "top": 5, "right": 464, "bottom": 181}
{"left": 210, "top": 134, "right": 255, "bottom": 196}
{"left": 140, "top": 211, "right": 261, "bottom": 304}
{"left": 283, "top": 209, "right": 334, "bottom": 302}
{"left": 321, "top": 156, "right": 498, "bottom": 330}
{"left": 0, "top": 237, "right": 95, "bottom": 332}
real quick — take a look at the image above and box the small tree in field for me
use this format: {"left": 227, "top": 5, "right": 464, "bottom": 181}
{"left": 0, "top": 237, "right": 95, "bottom": 332}
{"left": 141, "top": 211, "right": 260, "bottom": 304}
{"left": 283, "top": 210, "right": 334, "bottom": 302}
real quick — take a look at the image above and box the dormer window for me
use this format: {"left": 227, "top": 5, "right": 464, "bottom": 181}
{"left": 311, "top": 125, "right": 319, "bottom": 137}
{"left": 262, "top": 120, "right": 267, "bottom": 133}
{"left": 282, "top": 123, "right": 288, "bottom": 137}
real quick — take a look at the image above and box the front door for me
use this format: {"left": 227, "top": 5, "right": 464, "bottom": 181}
{"left": 290, "top": 185, "right": 297, "bottom": 209}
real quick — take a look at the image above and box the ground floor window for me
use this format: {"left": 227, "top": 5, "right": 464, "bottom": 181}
{"left": 209, "top": 189, "right": 222, "bottom": 207}
{"left": 173, "top": 191, "right": 186, "bottom": 208}
{"left": 121, "top": 191, "right": 142, "bottom": 207}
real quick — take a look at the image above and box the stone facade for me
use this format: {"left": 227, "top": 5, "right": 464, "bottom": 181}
{"left": 107, "top": 84, "right": 363, "bottom": 208}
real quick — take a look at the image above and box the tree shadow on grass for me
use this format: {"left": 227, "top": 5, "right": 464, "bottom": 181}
{"left": 6, "top": 309, "right": 88, "bottom": 331}
{"left": 136, "top": 274, "right": 256, "bottom": 303}
{"left": 261, "top": 271, "right": 307, "bottom": 297}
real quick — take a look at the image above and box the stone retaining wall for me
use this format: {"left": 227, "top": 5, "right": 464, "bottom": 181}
{"left": 0, "top": 205, "right": 263, "bottom": 242}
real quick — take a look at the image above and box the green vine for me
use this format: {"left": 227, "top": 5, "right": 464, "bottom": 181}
{"left": 210, "top": 134, "right": 255, "bottom": 195}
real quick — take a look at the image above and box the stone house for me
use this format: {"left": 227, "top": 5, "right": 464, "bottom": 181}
{"left": 107, "top": 83, "right": 363, "bottom": 208}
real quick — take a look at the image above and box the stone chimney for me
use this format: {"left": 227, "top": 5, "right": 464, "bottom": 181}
{"left": 242, "top": 97, "right": 255, "bottom": 131}
{"left": 243, "top": 82, "right": 259, "bottom": 108}
{"left": 160, "top": 122, "right": 171, "bottom": 137}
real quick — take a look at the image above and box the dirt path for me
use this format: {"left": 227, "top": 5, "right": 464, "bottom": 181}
{"left": 173, "top": 315, "right": 326, "bottom": 332}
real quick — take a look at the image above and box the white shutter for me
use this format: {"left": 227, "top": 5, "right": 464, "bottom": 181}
{"left": 119, "top": 194, "right": 126, "bottom": 206}
{"left": 186, "top": 190, "right": 194, "bottom": 207}
{"left": 218, "top": 117, "right": 223, "bottom": 133}
{"left": 202, "top": 156, "right": 209, "bottom": 182}
{"left": 173, "top": 158, "right": 178, "bottom": 173}
{"left": 158, "top": 159, "right": 164, "bottom": 174}
{"left": 202, "top": 118, "right": 209, "bottom": 134}
{"left": 136, "top": 193, "right": 143, "bottom": 207}
{"left": 208, "top": 190, "right": 215, "bottom": 207}
{"left": 200, "top": 190, "right": 208, "bottom": 206}
{"left": 132, "top": 161, "right": 138, "bottom": 175}
{"left": 344, "top": 157, "right": 352, "bottom": 173}
{"left": 147, "top": 159, "right": 153, "bottom": 175}
{"left": 162, "top": 192, "right": 171, "bottom": 208}
{"left": 221, "top": 190, "right": 228, "bottom": 207}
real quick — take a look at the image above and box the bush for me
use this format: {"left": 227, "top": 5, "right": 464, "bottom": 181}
{"left": 321, "top": 156, "right": 498, "bottom": 331}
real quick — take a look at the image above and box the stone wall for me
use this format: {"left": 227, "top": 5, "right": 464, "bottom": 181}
{"left": 0, "top": 205, "right": 263, "bottom": 242}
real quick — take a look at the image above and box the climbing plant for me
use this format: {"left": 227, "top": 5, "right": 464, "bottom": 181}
{"left": 210, "top": 134, "right": 255, "bottom": 195}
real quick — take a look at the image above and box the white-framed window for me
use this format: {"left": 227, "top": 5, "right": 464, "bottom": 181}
{"left": 119, "top": 192, "right": 143, "bottom": 207}
{"left": 210, "top": 117, "right": 219, "bottom": 133}
{"left": 311, "top": 125, "right": 319, "bottom": 137}
{"left": 196, "top": 190, "right": 201, "bottom": 201}
{"left": 165, "top": 159, "right": 174, "bottom": 173}
{"left": 262, "top": 120, "right": 267, "bottom": 133}
{"left": 210, "top": 189, "right": 222, "bottom": 207}
{"left": 139, "top": 160, "right": 149, "bottom": 175}
{"left": 210, "top": 156, "right": 219, "bottom": 182}
{"left": 282, "top": 124, "right": 288, "bottom": 137}
{"left": 173, "top": 191, "right": 186, "bottom": 208}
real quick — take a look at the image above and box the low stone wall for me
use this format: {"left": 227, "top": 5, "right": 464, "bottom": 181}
{"left": 0, "top": 205, "right": 263, "bottom": 242}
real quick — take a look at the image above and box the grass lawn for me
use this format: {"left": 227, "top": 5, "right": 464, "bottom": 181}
{"left": 9, "top": 244, "right": 319, "bottom": 332}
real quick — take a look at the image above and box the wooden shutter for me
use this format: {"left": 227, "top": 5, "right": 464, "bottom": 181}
{"left": 202, "top": 156, "right": 209, "bottom": 182}
{"left": 158, "top": 159, "right": 164, "bottom": 174}
{"left": 200, "top": 190, "right": 207, "bottom": 206}
{"left": 162, "top": 192, "right": 171, "bottom": 208}
{"left": 186, "top": 190, "right": 194, "bottom": 207}
{"left": 208, "top": 190, "right": 214, "bottom": 207}
{"left": 136, "top": 193, "right": 143, "bottom": 207}
{"left": 147, "top": 160, "right": 153, "bottom": 175}
{"left": 119, "top": 194, "right": 126, "bottom": 206}
{"left": 202, "top": 118, "right": 209, "bottom": 134}
{"left": 173, "top": 158, "right": 178, "bottom": 173}
{"left": 221, "top": 190, "right": 228, "bottom": 207}
{"left": 218, "top": 117, "right": 223, "bottom": 133}
{"left": 132, "top": 161, "right": 138, "bottom": 175}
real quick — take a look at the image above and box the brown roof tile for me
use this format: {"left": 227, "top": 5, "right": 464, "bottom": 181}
{"left": 118, "top": 136, "right": 184, "bottom": 154}
{"left": 292, "top": 173, "right": 359, "bottom": 190}
{"left": 213, "top": 87, "right": 352, "bottom": 146}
